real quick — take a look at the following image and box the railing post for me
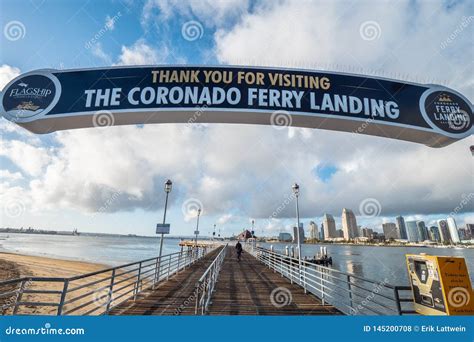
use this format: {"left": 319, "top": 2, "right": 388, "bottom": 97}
{"left": 167, "top": 254, "right": 172, "bottom": 280}
{"left": 105, "top": 269, "right": 116, "bottom": 314}
{"left": 320, "top": 266, "right": 325, "bottom": 305}
{"left": 195, "top": 282, "right": 200, "bottom": 315}
{"left": 57, "top": 280, "right": 69, "bottom": 315}
{"left": 394, "top": 287, "right": 403, "bottom": 315}
{"left": 347, "top": 275, "right": 353, "bottom": 312}
{"left": 302, "top": 263, "right": 307, "bottom": 294}
{"left": 153, "top": 256, "right": 161, "bottom": 290}
{"left": 177, "top": 248, "right": 183, "bottom": 272}
{"left": 12, "top": 280, "right": 26, "bottom": 315}
{"left": 134, "top": 262, "right": 142, "bottom": 300}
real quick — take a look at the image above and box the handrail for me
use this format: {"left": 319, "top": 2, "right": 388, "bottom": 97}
{"left": 251, "top": 246, "right": 415, "bottom": 316}
{"left": 194, "top": 244, "right": 228, "bottom": 315}
{"left": 0, "top": 245, "right": 217, "bottom": 315}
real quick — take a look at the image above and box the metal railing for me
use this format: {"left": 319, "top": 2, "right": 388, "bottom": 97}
{"left": 195, "top": 244, "right": 228, "bottom": 315}
{"left": 252, "top": 247, "right": 416, "bottom": 315}
{"left": 0, "top": 246, "right": 215, "bottom": 316}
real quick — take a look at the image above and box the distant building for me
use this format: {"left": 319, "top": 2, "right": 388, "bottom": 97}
{"left": 467, "top": 224, "right": 474, "bottom": 238}
{"left": 278, "top": 232, "right": 293, "bottom": 242}
{"left": 293, "top": 224, "right": 305, "bottom": 244}
{"left": 458, "top": 228, "right": 469, "bottom": 240}
{"left": 319, "top": 223, "right": 325, "bottom": 240}
{"left": 341, "top": 208, "right": 358, "bottom": 240}
{"left": 447, "top": 217, "right": 460, "bottom": 243}
{"left": 336, "top": 229, "right": 344, "bottom": 238}
{"left": 406, "top": 221, "right": 419, "bottom": 242}
{"left": 308, "top": 221, "right": 318, "bottom": 240}
{"left": 416, "top": 221, "right": 428, "bottom": 241}
{"left": 382, "top": 223, "right": 399, "bottom": 240}
{"left": 437, "top": 219, "right": 451, "bottom": 243}
{"left": 361, "top": 227, "right": 373, "bottom": 238}
{"left": 429, "top": 226, "right": 440, "bottom": 242}
{"left": 322, "top": 214, "right": 337, "bottom": 239}
{"left": 396, "top": 216, "right": 408, "bottom": 240}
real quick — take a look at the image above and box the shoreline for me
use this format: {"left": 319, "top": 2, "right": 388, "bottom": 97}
{"left": 0, "top": 252, "right": 108, "bottom": 281}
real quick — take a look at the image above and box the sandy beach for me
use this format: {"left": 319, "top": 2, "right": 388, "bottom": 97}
{"left": 0, "top": 252, "right": 109, "bottom": 315}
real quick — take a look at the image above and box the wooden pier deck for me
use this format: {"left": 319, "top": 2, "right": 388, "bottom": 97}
{"left": 111, "top": 246, "right": 340, "bottom": 315}
{"left": 109, "top": 248, "right": 221, "bottom": 315}
{"left": 207, "top": 247, "right": 341, "bottom": 315}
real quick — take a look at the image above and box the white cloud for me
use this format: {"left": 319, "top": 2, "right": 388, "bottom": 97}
{"left": 0, "top": 140, "right": 52, "bottom": 176}
{"left": 0, "top": 64, "right": 20, "bottom": 90}
{"left": 0, "top": 170, "right": 23, "bottom": 181}
{"left": 116, "top": 40, "right": 166, "bottom": 65}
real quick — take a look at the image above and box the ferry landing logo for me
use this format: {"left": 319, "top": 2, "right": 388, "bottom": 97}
{"left": 422, "top": 90, "right": 472, "bottom": 134}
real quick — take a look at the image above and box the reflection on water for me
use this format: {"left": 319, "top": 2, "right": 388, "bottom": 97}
{"left": 262, "top": 242, "right": 474, "bottom": 286}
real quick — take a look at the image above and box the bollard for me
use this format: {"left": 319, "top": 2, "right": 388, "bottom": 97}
{"left": 285, "top": 246, "right": 289, "bottom": 256}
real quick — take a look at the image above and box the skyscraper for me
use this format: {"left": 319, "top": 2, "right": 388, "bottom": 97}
{"left": 437, "top": 219, "right": 451, "bottom": 243}
{"left": 322, "top": 214, "right": 337, "bottom": 239}
{"left": 382, "top": 223, "right": 399, "bottom": 240}
{"left": 342, "top": 208, "right": 358, "bottom": 240}
{"left": 429, "top": 226, "right": 440, "bottom": 242}
{"left": 396, "top": 216, "right": 408, "bottom": 240}
{"left": 308, "top": 221, "right": 318, "bottom": 240}
{"left": 293, "top": 224, "right": 305, "bottom": 244}
{"left": 416, "top": 221, "right": 428, "bottom": 241}
{"left": 447, "top": 217, "right": 460, "bottom": 243}
{"left": 406, "top": 221, "right": 419, "bottom": 242}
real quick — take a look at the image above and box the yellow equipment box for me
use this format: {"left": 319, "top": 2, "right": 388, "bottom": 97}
{"left": 406, "top": 254, "right": 474, "bottom": 315}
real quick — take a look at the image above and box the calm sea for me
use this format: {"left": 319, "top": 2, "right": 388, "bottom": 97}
{"left": 1, "top": 233, "right": 473, "bottom": 286}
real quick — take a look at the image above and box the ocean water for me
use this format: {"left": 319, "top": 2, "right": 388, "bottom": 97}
{"left": 1, "top": 232, "right": 473, "bottom": 286}
{"left": 261, "top": 242, "right": 474, "bottom": 286}
{"left": 0, "top": 233, "right": 183, "bottom": 266}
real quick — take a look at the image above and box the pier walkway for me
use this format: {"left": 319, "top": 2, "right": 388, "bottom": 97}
{"left": 207, "top": 247, "right": 340, "bottom": 315}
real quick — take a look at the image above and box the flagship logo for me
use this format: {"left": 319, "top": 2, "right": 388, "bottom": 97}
{"left": 422, "top": 90, "right": 472, "bottom": 134}
{"left": 2, "top": 73, "right": 59, "bottom": 119}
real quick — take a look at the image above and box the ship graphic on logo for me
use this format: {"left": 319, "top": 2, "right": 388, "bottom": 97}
{"left": 437, "top": 93, "right": 453, "bottom": 102}
{"left": 18, "top": 82, "right": 28, "bottom": 88}
{"left": 15, "top": 101, "right": 40, "bottom": 111}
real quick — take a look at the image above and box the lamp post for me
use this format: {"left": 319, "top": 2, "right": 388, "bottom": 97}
{"left": 194, "top": 208, "right": 201, "bottom": 255}
{"left": 155, "top": 179, "right": 172, "bottom": 287}
{"left": 292, "top": 183, "right": 302, "bottom": 266}
{"left": 213, "top": 224, "right": 216, "bottom": 241}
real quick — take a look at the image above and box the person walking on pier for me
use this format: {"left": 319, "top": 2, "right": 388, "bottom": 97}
{"left": 235, "top": 241, "right": 243, "bottom": 262}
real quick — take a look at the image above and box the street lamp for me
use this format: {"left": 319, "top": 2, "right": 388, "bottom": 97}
{"left": 292, "top": 183, "right": 302, "bottom": 265}
{"left": 156, "top": 179, "right": 172, "bottom": 286}
{"left": 194, "top": 208, "right": 201, "bottom": 253}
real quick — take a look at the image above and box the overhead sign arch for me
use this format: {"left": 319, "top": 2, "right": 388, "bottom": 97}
{"left": 0, "top": 65, "right": 472, "bottom": 147}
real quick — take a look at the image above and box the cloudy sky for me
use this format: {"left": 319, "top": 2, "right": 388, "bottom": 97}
{"left": 0, "top": 0, "right": 473, "bottom": 237}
